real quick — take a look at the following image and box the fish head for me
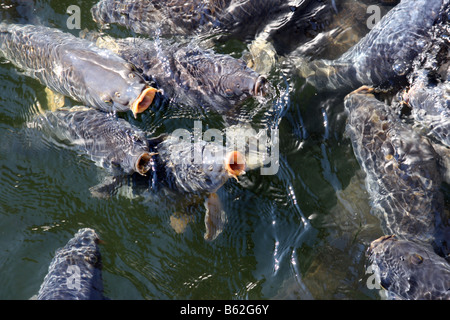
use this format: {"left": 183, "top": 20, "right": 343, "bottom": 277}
{"left": 75, "top": 51, "right": 158, "bottom": 116}
{"left": 158, "top": 137, "right": 246, "bottom": 194}
{"left": 365, "top": 235, "right": 450, "bottom": 299}
{"left": 105, "top": 70, "right": 158, "bottom": 117}
{"left": 343, "top": 85, "right": 377, "bottom": 113}
{"left": 181, "top": 50, "right": 271, "bottom": 109}
{"left": 218, "top": 62, "right": 270, "bottom": 102}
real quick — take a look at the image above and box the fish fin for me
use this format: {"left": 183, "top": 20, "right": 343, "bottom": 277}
{"left": 89, "top": 176, "right": 123, "bottom": 199}
{"left": 246, "top": 36, "right": 277, "bottom": 75}
{"left": 169, "top": 212, "right": 193, "bottom": 234}
{"left": 44, "top": 87, "right": 65, "bottom": 112}
{"left": 204, "top": 193, "right": 227, "bottom": 241}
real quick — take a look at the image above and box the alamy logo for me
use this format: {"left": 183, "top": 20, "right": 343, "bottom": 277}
{"left": 66, "top": 5, "right": 81, "bottom": 30}
{"left": 66, "top": 265, "right": 81, "bottom": 290}
{"left": 171, "top": 121, "right": 279, "bottom": 175}
{"left": 365, "top": 264, "right": 382, "bottom": 290}
{"left": 366, "top": 5, "right": 382, "bottom": 30}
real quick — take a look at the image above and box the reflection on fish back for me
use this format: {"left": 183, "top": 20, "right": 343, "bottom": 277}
{"left": 37, "top": 228, "right": 106, "bottom": 300}
{"left": 367, "top": 235, "right": 450, "bottom": 300}
{"left": 344, "top": 89, "right": 447, "bottom": 253}
{"left": 0, "top": 23, "right": 152, "bottom": 114}
{"left": 305, "top": 0, "right": 445, "bottom": 91}
{"left": 95, "top": 36, "right": 268, "bottom": 112}
{"left": 31, "top": 107, "right": 150, "bottom": 175}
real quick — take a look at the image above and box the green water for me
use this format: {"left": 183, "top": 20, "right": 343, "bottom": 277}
{"left": 0, "top": 0, "right": 397, "bottom": 300}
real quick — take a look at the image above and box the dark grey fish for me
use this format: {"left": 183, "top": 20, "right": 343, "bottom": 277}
{"left": 304, "top": 0, "right": 446, "bottom": 91}
{"left": 344, "top": 87, "right": 448, "bottom": 254}
{"left": 29, "top": 107, "right": 246, "bottom": 240}
{"left": 30, "top": 106, "right": 154, "bottom": 179}
{"left": 90, "top": 0, "right": 290, "bottom": 40}
{"left": 94, "top": 36, "right": 269, "bottom": 113}
{"left": 155, "top": 134, "right": 246, "bottom": 194}
{"left": 367, "top": 235, "right": 450, "bottom": 300}
{"left": 37, "top": 228, "right": 106, "bottom": 300}
{"left": 0, "top": 23, "right": 158, "bottom": 117}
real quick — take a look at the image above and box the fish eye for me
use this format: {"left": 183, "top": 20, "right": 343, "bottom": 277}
{"left": 128, "top": 73, "right": 135, "bottom": 79}
{"left": 115, "top": 92, "right": 121, "bottom": 98}
{"left": 409, "top": 253, "right": 423, "bottom": 265}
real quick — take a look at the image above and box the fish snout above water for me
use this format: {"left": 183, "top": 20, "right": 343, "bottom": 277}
{"left": 94, "top": 36, "right": 272, "bottom": 112}
{"left": 156, "top": 137, "right": 247, "bottom": 194}
{"left": 219, "top": 70, "right": 270, "bottom": 104}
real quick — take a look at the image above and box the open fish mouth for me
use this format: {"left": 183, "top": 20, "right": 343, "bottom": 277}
{"left": 224, "top": 151, "right": 246, "bottom": 179}
{"left": 131, "top": 86, "right": 159, "bottom": 117}
{"left": 253, "top": 76, "right": 269, "bottom": 97}
{"left": 135, "top": 152, "right": 155, "bottom": 175}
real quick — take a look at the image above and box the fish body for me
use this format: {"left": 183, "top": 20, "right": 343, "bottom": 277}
{"left": 344, "top": 87, "right": 448, "bottom": 253}
{"left": 0, "top": 23, "right": 157, "bottom": 116}
{"left": 37, "top": 228, "right": 106, "bottom": 300}
{"left": 305, "top": 0, "right": 446, "bottom": 91}
{"left": 30, "top": 107, "right": 153, "bottom": 177}
{"left": 95, "top": 36, "right": 268, "bottom": 112}
{"left": 367, "top": 235, "right": 450, "bottom": 300}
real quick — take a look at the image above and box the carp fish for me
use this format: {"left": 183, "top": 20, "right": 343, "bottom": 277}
{"left": 0, "top": 23, "right": 158, "bottom": 117}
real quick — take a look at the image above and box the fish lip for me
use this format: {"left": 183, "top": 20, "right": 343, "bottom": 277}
{"left": 135, "top": 152, "right": 155, "bottom": 175}
{"left": 131, "top": 86, "right": 159, "bottom": 118}
{"left": 254, "top": 76, "right": 268, "bottom": 96}
{"left": 367, "top": 235, "right": 396, "bottom": 256}
{"left": 224, "top": 151, "right": 246, "bottom": 179}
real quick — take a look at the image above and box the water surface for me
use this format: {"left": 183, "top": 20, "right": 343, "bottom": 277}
{"left": 0, "top": 0, "right": 418, "bottom": 300}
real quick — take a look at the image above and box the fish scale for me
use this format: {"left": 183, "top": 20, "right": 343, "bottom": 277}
{"left": 0, "top": 23, "right": 157, "bottom": 116}
{"left": 93, "top": 36, "right": 269, "bottom": 112}
{"left": 32, "top": 107, "right": 151, "bottom": 176}
{"left": 345, "top": 87, "right": 450, "bottom": 300}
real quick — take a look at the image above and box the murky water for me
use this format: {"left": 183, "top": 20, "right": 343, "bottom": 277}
{"left": 0, "top": 0, "right": 423, "bottom": 300}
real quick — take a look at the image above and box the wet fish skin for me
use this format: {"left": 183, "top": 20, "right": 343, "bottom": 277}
{"left": 367, "top": 235, "right": 450, "bottom": 300}
{"left": 155, "top": 135, "right": 242, "bottom": 194}
{"left": 37, "top": 228, "right": 106, "bottom": 300}
{"left": 96, "top": 37, "right": 268, "bottom": 112}
{"left": 344, "top": 87, "right": 447, "bottom": 252}
{"left": 405, "top": 68, "right": 450, "bottom": 148}
{"left": 30, "top": 107, "right": 243, "bottom": 196}
{"left": 0, "top": 23, "right": 153, "bottom": 114}
{"left": 91, "top": 0, "right": 228, "bottom": 36}
{"left": 91, "top": 0, "right": 288, "bottom": 40}
{"left": 306, "top": 0, "right": 445, "bottom": 91}
{"left": 31, "top": 107, "right": 152, "bottom": 176}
